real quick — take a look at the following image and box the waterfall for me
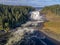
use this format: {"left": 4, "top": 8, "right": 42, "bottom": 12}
{"left": 21, "top": 10, "right": 46, "bottom": 27}
{"left": 30, "top": 11, "right": 42, "bottom": 21}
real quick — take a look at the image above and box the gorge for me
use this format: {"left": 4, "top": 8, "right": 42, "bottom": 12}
{"left": 5, "top": 9, "right": 59, "bottom": 45}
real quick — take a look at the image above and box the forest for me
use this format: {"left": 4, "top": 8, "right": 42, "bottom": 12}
{"left": 41, "top": 5, "right": 60, "bottom": 15}
{"left": 0, "top": 4, "right": 35, "bottom": 32}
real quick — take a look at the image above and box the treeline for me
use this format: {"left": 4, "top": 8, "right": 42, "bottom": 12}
{"left": 0, "top": 4, "right": 35, "bottom": 31}
{"left": 41, "top": 5, "right": 60, "bottom": 15}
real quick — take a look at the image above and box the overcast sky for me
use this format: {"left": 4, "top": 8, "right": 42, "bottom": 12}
{"left": 0, "top": 0, "right": 60, "bottom": 7}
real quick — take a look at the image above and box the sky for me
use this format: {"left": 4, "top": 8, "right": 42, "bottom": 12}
{"left": 0, "top": 0, "right": 60, "bottom": 7}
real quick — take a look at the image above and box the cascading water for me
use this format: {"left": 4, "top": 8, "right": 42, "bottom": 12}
{"left": 21, "top": 10, "right": 46, "bottom": 27}
{"left": 30, "top": 11, "right": 43, "bottom": 21}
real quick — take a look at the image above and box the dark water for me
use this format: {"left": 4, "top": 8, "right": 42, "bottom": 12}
{"left": 42, "top": 38, "right": 55, "bottom": 45}
{"left": 15, "top": 30, "right": 57, "bottom": 45}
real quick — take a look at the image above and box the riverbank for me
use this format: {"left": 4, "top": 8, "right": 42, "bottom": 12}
{"left": 40, "top": 30, "right": 60, "bottom": 45}
{"left": 41, "top": 5, "right": 60, "bottom": 42}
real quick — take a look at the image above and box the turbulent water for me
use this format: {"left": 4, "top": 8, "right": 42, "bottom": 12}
{"left": 5, "top": 28, "right": 46, "bottom": 45}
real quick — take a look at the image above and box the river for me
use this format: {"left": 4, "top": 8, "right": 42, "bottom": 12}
{"left": 1, "top": 8, "right": 60, "bottom": 45}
